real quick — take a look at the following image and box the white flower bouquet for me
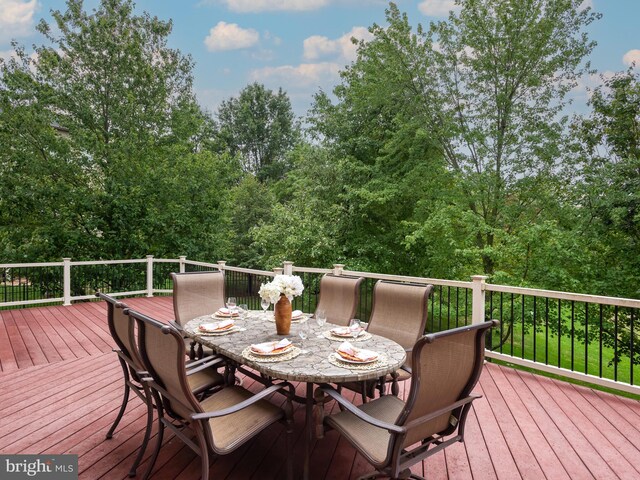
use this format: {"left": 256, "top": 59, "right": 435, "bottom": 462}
{"left": 259, "top": 274, "right": 305, "bottom": 303}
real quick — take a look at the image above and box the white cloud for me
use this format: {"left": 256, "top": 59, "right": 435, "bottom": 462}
{"left": 204, "top": 21, "right": 259, "bottom": 52}
{"left": 221, "top": 0, "right": 329, "bottom": 13}
{"left": 303, "top": 26, "right": 373, "bottom": 63}
{"left": 418, "top": 0, "right": 459, "bottom": 17}
{"left": 579, "top": 0, "right": 594, "bottom": 10}
{"left": 0, "top": 0, "right": 38, "bottom": 41}
{"left": 250, "top": 62, "right": 340, "bottom": 87}
{"left": 623, "top": 49, "right": 640, "bottom": 68}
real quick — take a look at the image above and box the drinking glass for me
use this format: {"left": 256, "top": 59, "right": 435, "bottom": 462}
{"left": 315, "top": 309, "right": 327, "bottom": 328}
{"left": 227, "top": 297, "right": 237, "bottom": 316}
{"left": 238, "top": 303, "right": 248, "bottom": 320}
{"left": 260, "top": 298, "right": 270, "bottom": 319}
{"left": 349, "top": 318, "right": 362, "bottom": 340}
{"left": 298, "top": 319, "right": 310, "bottom": 354}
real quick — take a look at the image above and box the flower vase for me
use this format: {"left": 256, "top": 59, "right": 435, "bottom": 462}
{"left": 274, "top": 294, "right": 292, "bottom": 335}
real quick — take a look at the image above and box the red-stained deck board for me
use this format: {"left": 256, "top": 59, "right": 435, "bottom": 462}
{"left": 1, "top": 298, "right": 640, "bottom": 480}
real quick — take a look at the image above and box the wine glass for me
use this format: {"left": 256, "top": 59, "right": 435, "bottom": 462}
{"left": 227, "top": 297, "right": 237, "bottom": 316}
{"left": 349, "top": 318, "right": 362, "bottom": 340}
{"left": 298, "top": 319, "right": 310, "bottom": 354}
{"left": 238, "top": 303, "right": 248, "bottom": 320}
{"left": 315, "top": 309, "right": 327, "bottom": 338}
{"left": 260, "top": 298, "right": 270, "bottom": 319}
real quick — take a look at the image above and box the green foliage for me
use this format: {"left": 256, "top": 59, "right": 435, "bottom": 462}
{"left": 216, "top": 82, "right": 300, "bottom": 182}
{"left": 0, "top": 0, "right": 239, "bottom": 262}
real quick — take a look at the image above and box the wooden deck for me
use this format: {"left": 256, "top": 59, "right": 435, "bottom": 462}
{"left": 1, "top": 297, "right": 640, "bottom": 479}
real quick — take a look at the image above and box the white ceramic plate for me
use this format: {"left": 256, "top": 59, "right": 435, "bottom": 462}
{"left": 250, "top": 342, "right": 294, "bottom": 356}
{"left": 199, "top": 323, "right": 236, "bottom": 334}
{"left": 335, "top": 351, "right": 379, "bottom": 364}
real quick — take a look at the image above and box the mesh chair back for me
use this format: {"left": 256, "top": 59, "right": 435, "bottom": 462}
{"left": 98, "top": 292, "right": 144, "bottom": 372}
{"left": 130, "top": 309, "right": 202, "bottom": 420}
{"left": 399, "top": 322, "right": 492, "bottom": 447}
{"left": 315, "top": 274, "right": 364, "bottom": 327}
{"left": 172, "top": 271, "right": 226, "bottom": 326}
{"left": 367, "top": 281, "right": 432, "bottom": 366}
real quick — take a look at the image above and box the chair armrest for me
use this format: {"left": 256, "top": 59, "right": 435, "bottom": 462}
{"left": 169, "top": 320, "right": 184, "bottom": 332}
{"left": 186, "top": 355, "right": 226, "bottom": 375}
{"left": 404, "top": 394, "right": 482, "bottom": 430}
{"left": 320, "top": 385, "right": 405, "bottom": 434}
{"left": 191, "top": 382, "right": 292, "bottom": 420}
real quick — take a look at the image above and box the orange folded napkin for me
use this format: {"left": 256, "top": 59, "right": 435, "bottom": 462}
{"left": 337, "top": 341, "right": 378, "bottom": 362}
{"left": 216, "top": 307, "right": 239, "bottom": 317}
{"left": 292, "top": 310, "right": 304, "bottom": 319}
{"left": 199, "top": 320, "right": 234, "bottom": 333}
{"left": 251, "top": 338, "right": 292, "bottom": 354}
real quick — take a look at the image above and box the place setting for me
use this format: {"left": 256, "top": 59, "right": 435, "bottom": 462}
{"left": 328, "top": 341, "right": 387, "bottom": 370}
{"left": 196, "top": 318, "right": 244, "bottom": 336}
{"left": 241, "top": 338, "right": 302, "bottom": 363}
{"left": 322, "top": 318, "right": 372, "bottom": 342}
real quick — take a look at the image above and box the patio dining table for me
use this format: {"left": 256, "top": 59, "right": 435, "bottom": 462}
{"left": 183, "top": 310, "right": 406, "bottom": 479}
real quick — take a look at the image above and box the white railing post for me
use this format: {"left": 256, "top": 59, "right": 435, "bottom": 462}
{"left": 63, "top": 258, "right": 71, "bottom": 306}
{"left": 146, "top": 255, "right": 154, "bottom": 297}
{"left": 471, "top": 275, "right": 487, "bottom": 325}
{"left": 273, "top": 267, "right": 284, "bottom": 275}
{"left": 333, "top": 264, "right": 345, "bottom": 276}
{"left": 283, "top": 261, "right": 293, "bottom": 275}
{"left": 217, "top": 260, "right": 226, "bottom": 273}
{"left": 179, "top": 256, "right": 187, "bottom": 273}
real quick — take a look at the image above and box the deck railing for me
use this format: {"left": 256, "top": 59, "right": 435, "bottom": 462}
{"left": 1, "top": 256, "right": 638, "bottom": 395}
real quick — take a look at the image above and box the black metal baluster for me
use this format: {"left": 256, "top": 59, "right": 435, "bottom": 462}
{"left": 557, "top": 299, "right": 562, "bottom": 368}
{"left": 533, "top": 296, "right": 537, "bottom": 362}
{"left": 521, "top": 295, "right": 525, "bottom": 359}
{"left": 545, "top": 297, "right": 549, "bottom": 365}
{"left": 631, "top": 309, "right": 635, "bottom": 386}
{"left": 599, "top": 304, "right": 603, "bottom": 378}
{"left": 571, "top": 301, "right": 575, "bottom": 371}
{"left": 614, "top": 305, "right": 619, "bottom": 382}
{"left": 499, "top": 292, "right": 504, "bottom": 354}
{"left": 584, "top": 303, "right": 589, "bottom": 375}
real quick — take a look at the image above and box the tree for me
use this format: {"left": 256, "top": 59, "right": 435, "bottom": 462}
{"left": 0, "top": 0, "right": 237, "bottom": 262}
{"left": 573, "top": 69, "right": 640, "bottom": 297}
{"left": 216, "top": 82, "right": 300, "bottom": 182}
{"left": 310, "top": 0, "right": 600, "bottom": 283}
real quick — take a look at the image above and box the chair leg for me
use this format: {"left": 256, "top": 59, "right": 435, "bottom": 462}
{"left": 106, "top": 359, "right": 131, "bottom": 439}
{"left": 193, "top": 422, "right": 210, "bottom": 480}
{"left": 128, "top": 386, "right": 154, "bottom": 477}
{"left": 142, "top": 391, "right": 165, "bottom": 480}
{"left": 284, "top": 400, "right": 294, "bottom": 480}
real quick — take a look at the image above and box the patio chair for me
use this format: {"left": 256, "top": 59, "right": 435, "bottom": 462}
{"left": 315, "top": 274, "right": 364, "bottom": 327}
{"left": 97, "top": 292, "right": 225, "bottom": 477}
{"left": 171, "top": 270, "right": 226, "bottom": 359}
{"left": 318, "top": 320, "right": 498, "bottom": 480}
{"left": 128, "top": 308, "right": 294, "bottom": 480}
{"left": 341, "top": 281, "right": 433, "bottom": 401}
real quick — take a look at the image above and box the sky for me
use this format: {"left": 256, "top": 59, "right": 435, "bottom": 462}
{"left": 0, "top": 0, "right": 639, "bottom": 118}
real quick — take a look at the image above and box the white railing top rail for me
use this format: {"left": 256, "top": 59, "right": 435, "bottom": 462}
{"left": 70, "top": 259, "right": 147, "bottom": 266}
{"left": 485, "top": 283, "right": 640, "bottom": 309}
{"left": 182, "top": 260, "right": 220, "bottom": 269}
{"left": 339, "top": 269, "right": 472, "bottom": 289}
{"left": 0, "top": 261, "right": 64, "bottom": 268}
{"left": 222, "top": 265, "right": 275, "bottom": 276}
